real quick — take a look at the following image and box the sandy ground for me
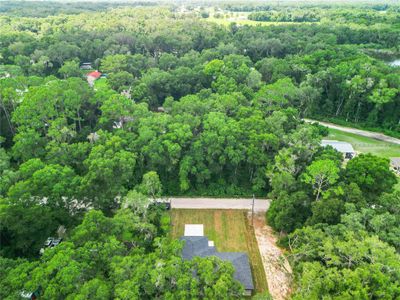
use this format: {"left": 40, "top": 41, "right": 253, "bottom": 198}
{"left": 169, "top": 197, "right": 270, "bottom": 212}
{"left": 251, "top": 213, "right": 292, "bottom": 300}
{"left": 304, "top": 119, "right": 400, "bottom": 145}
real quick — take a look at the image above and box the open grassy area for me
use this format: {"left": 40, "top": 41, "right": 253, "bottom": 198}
{"left": 394, "top": 178, "right": 400, "bottom": 192}
{"left": 94, "top": 78, "right": 109, "bottom": 90}
{"left": 204, "top": 10, "right": 318, "bottom": 27}
{"left": 171, "top": 209, "right": 268, "bottom": 294}
{"left": 207, "top": 17, "right": 316, "bottom": 27}
{"left": 327, "top": 128, "right": 400, "bottom": 158}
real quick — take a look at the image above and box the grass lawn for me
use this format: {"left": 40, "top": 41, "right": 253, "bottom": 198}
{"left": 327, "top": 128, "right": 400, "bottom": 158}
{"left": 394, "top": 178, "right": 400, "bottom": 192}
{"left": 94, "top": 78, "right": 109, "bottom": 90}
{"left": 171, "top": 209, "right": 268, "bottom": 295}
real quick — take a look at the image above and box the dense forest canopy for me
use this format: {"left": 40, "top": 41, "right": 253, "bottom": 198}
{"left": 0, "top": 1, "right": 399, "bottom": 299}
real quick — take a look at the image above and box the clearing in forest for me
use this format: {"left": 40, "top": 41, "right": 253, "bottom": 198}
{"left": 328, "top": 128, "right": 400, "bottom": 158}
{"left": 171, "top": 209, "right": 268, "bottom": 294}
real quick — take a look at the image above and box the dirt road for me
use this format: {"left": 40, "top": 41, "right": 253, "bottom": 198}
{"left": 252, "top": 213, "right": 292, "bottom": 300}
{"left": 304, "top": 119, "right": 400, "bottom": 145}
{"left": 169, "top": 197, "right": 270, "bottom": 211}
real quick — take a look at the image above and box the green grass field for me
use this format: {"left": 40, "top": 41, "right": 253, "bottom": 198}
{"left": 207, "top": 17, "right": 316, "bottom": 27}
{"left": 171, "top": 209, "right": 268, "bottom": 294}
{"left": 94, "top": 78, "right": 109, "bottom": 89}
{"left": 327, "top": 128, "right": 400, "bottom": 158}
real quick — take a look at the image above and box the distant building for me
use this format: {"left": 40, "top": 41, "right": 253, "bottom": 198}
{"left": 390, "top": 157, "right": 400, "bottom": 174}
{"left": 181, "top": 224, "right": 254, "bottom": 296}
{"left": 321, "top": 139, "right": 356, "bottom": 159}
{"left": 40, "top": 237, "right": 62, "bottom": 255}
{"left": 80, "top": 62, "right": 93, "bottom": 70}
{"left": 86, "top": 70, "right": 102, "bottom": 87}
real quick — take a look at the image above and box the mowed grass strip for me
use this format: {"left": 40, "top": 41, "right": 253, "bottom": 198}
{"left": 171, "top": 209, "right": 268, "bottom": 294}
{"left": 328, "top": 128, "right": 400, "bottom": 158}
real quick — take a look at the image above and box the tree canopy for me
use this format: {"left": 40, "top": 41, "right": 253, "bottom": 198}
{"left": 1, "top": 2, "right": 399, "bottom": 298}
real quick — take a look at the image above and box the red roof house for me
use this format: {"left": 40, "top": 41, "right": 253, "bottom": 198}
{"left": 87, "top": 70, "right": 102, "bottom": 79}
{"left": 86, "top": 70, "right": 102, "bottom": 87}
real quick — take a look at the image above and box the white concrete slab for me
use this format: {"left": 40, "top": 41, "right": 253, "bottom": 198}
{"left": 184, "top": 224, "right": 204, "bottom": 236}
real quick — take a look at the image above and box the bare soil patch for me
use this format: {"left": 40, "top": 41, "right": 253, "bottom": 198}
{"left": 251, "top": 212, "right": 292, "bottom": 300}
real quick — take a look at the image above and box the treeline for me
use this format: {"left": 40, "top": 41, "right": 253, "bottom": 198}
{"left": 248, "top": 10, "right": 320, "bottom": 23}
{"left": 0, "top": 1, "right": 157, "bottom": 17}
{"left": 223, "top": 5, "right": 272, "bottom": 12}
{"left": 253, "top": 48, "right": 400, "bottom": 137}
{"left": 225, "top": 3, "right": 395, "bottom": 12}
{"left": 248, "top": 7, "right": 400, "bottom": 25}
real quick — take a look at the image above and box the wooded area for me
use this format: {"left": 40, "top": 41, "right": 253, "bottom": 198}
{"left": 0, "top": 1, "right": 399, "bottom": 299}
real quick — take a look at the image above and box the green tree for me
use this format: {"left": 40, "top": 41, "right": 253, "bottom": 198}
{"left": 107, "top": 71, "right": 134, "bottom": 91}
{"left": 302, "top": 159, "right": 340, "bottom": 201}
{"left": 100, "top": 54, "right": 128, "bottom": 73}
{"left": 267, "top": 191, "right": 312, "bottom": 233}
{"left": 0, "top": 198, "right": 59, "bottom": 258}
{"left": 121, "top": 190, "right": 149, "bottom": 215}
{"left": 290, "top": 226, "right": 400, "bottom": 300}
{"left": 345, "top": 154, "right": 397, "bottom": 200}
{"left": 139, "top": 171, "right": 162, "bottom": 199}
{"left": 59, "top": 60, "right": 81, "bottom": 79}
{"left": 81, "top": 134, "right": 136, "bottom": 211}
{"left": 246, "top": 68, "right": 262, "bottom": 90}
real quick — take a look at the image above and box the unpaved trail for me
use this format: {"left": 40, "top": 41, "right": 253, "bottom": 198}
{"left": 304, "top": 119, "right": 400, "bottom": 145}
{"left": 251, "top": 213, "right": 292, "bottom": 300}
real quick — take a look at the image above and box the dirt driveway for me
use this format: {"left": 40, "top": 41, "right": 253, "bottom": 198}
{"left": 252, "top": 213, "right": 292, "bottom": 300}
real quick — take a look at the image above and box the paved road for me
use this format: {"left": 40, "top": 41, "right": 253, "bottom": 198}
{"left": 304, "top": 119, "right": 400, "bottom": 145}
{"left": 168, "top": 197, "right": 270, "bottom": 212}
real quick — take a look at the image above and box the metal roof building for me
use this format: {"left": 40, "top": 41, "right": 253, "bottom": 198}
{"left": 390, "top": 157, "right": 400, "bottom": 174}
{"left": 390, "top": 157, "right": 400, "bottom": 168}
{"left": 321, "top": 140, "right": 355, "bottom": 154}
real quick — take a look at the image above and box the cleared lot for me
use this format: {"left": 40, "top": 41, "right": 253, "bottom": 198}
{"left": 171, "top": 209, "right": 268, "bottom": 294}
{"left": 327, "top": 128, "right": 400, "bottom": 158}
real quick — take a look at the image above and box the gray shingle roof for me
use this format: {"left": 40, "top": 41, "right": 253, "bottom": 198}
{"left": 180, "top": 236, "right": 254, "bottom": 290}
{"left": 181, "top": 236, "right": 216, "bottom": 259}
